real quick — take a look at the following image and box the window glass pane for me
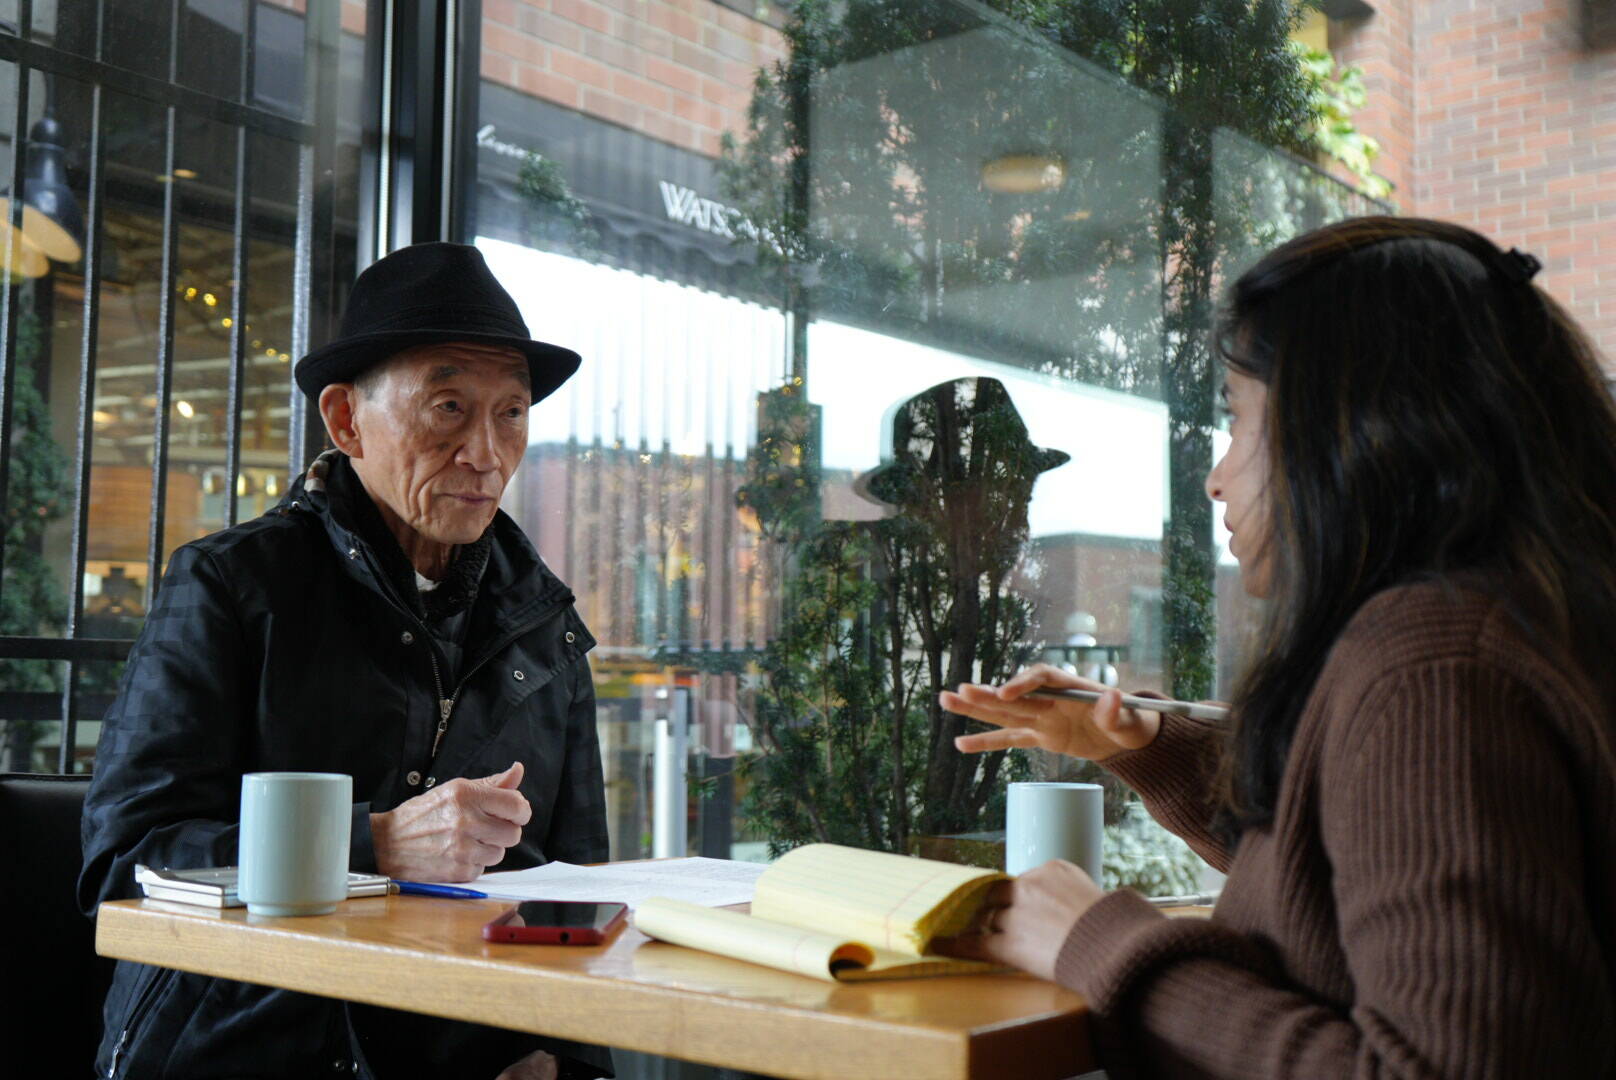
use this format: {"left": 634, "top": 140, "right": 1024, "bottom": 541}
{"left": 82, "top": 92, "right": 168, "bottom": 620}
{"left": 179, "top": 0, "right": 250, "bottom": 102}
{"left": 235, "top": 130, "right": 301, "bottom": 521}
{"left": 103, "top": 0, "right": 175, "bottom": 80}
{"left": 470, "top": 0, "right": 1379, "bottom": 880}
{"left": 0, "top": 660, "right": 61, "bottom": 773}
{"left": 0, "top": 0, "right": 363, "bottom": 773}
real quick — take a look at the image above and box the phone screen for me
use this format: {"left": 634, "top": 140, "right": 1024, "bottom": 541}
{"left": 510, "top": 901, "right": 624, "bottom": 930}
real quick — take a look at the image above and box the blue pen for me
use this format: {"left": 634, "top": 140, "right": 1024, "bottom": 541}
{"left": 391, "top": 880, "right": 489, "bottom": 900}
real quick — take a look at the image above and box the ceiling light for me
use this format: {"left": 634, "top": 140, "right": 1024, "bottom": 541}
{"left": 17, "top": 111, "right": 83, "bottom": 263}
{"left": 173, "top": 168, "right": 197, "bottom": 180}
{"left": 0, "top": 219, "right": 48, "bottom": 278}
{"left": 175, "top": 399, "right": 195, "bottom": 419}
{"left": 981, "top": 153, "right": 1067, "bottom": 194}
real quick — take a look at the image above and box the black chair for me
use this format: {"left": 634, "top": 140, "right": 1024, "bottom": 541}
{"left": 0, "top": 772, "right": 112, "bottom": 1076}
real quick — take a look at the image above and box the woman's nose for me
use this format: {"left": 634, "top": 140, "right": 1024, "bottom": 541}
{"left": 1205, "top": 457, "right": 1225, "bottom": 502}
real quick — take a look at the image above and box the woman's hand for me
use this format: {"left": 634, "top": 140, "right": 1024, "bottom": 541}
{"left": 933, "top": 861, "right": 1107, "bottom": 982}
{"left": 940, "top": 663, "right": 1160, "bottom": 762}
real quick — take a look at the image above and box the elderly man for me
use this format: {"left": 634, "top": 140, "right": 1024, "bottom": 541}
{"left": 79, "top": 243, "right": 610, "bottom": 1079}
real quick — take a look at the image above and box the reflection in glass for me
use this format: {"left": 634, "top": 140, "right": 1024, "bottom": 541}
{"left": 469, "top": 0, "right": 1383, "bottom": 872}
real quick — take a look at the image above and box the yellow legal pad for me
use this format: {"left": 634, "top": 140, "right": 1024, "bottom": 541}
{"left": 634, "top": 843, "right": 1008, "bottom": 982}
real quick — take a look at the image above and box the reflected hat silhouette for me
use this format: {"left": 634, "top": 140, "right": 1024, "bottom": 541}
{"left": 294, "top": 242, "right": 580, "bottom": 401}
{"left": 854, "top": 377, "right": 1069, "bottom": 509}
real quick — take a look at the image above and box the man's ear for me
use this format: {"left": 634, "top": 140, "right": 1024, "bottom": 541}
{"left": 318, "top": 383, "right": 364, "bottom": 459}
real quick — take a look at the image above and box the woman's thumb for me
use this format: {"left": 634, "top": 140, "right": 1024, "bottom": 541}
{"left": 1095, "top": 691, "right": 1144, "bottom": 746}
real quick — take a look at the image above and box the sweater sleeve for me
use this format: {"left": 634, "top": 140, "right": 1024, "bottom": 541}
{"left": 1101, "top": 708, "right": 1232, "bottom": 871}
{"left": 1052, "top": 658, "right": 1613, "bottom": 1079}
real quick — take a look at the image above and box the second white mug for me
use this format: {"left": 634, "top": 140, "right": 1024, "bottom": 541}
{"left": 1005, "top": 781, "right": 1103, "bottom": 879}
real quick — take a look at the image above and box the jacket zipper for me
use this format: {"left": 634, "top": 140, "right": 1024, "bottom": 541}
{"left": 425, "top": 615, "right": 561, "bottom": 764}
{"left": 108, "top": 966, "right": 178, "bottom": 1078}
{"left": 345, "top": 533, "right": 570, "bottom": 768}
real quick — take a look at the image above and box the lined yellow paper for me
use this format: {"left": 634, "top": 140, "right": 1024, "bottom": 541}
{"left": 634, "top": 898, "right": 1001, "bottom": 982}
{"left": 634, "top": 844, "right": 1009, "bottom": 982}
{"left": 751, "top": 844, "right": 1005, "bottom": 955}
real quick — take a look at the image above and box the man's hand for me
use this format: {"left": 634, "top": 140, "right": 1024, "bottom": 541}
{"left": 370, "top": 762, "right": 531, "bottom": 882}
{"left": 495, "top": 1049, "right": 558, "bottom": 1080}
{"left": 940, "top": 663, "right": 1161, "bottom": 763}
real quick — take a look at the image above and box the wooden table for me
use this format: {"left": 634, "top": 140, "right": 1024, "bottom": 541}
{"left": 96, "top": 894, "right": 1094, "bottom": 1080}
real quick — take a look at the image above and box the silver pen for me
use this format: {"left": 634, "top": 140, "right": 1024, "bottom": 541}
{"left": 1026, "top": 688, "right": 1230, "bottom": 722}
{"left": 1147, "top": 892, "right": 1221, "bottom": 908}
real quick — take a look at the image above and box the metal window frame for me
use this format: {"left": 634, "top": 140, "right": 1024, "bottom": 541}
{"left": 0, "top": 0, "right": 391, "bottom": 771}
{"left": 360, "top": 0, "right": 481, "bottom": 264}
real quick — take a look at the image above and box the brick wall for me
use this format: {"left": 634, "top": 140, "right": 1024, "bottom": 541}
{"left": 1335, "top": 0, "right": 1616, "bottom": 366}
{"left": 482, "top": 0, "right": 786, "bottom": 159}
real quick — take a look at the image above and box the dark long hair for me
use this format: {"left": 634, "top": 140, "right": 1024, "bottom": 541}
{"left": 1215, "top": 216, "right": 1616, "bottom": 836}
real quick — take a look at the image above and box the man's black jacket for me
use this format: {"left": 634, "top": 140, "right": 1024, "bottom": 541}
{"left": 79, "top": 453, "right": 611, "bottom": 1079}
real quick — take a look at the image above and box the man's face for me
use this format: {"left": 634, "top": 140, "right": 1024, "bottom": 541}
{"left": 345, "top": 342, "right": 531, "bottom": 547}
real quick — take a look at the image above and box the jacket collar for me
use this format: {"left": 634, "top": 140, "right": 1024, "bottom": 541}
{"left": 276, "top": 450, "right": 575, "bottom": 635}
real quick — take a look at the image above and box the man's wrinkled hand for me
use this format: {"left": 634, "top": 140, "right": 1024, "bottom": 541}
{"left": 370, "top": 762, "right": 531, "bottom": 882}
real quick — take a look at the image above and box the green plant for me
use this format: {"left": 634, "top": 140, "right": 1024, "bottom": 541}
{"left": 1292, "top": 40, "right": 1394, "bottom": 201}
{"left": 516, "top": 152, "right": 601, "bottom": 257}
{"left": 1, "top": 292, "right": 72, "bottom": 770}
{"left": 1102, "top": 801, "right": 1204, "bottom": 894}
{"left": 735, "top": 379, "right": 1052, "bottom": 855}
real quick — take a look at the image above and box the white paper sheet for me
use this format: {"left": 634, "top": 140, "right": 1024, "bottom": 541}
{"left": 444, "top": 857, "right": 768, "bottom": 909}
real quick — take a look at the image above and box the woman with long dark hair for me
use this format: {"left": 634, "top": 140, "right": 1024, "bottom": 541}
{"left": 938, "top": 216, "right": 1616, "bottom": 1076}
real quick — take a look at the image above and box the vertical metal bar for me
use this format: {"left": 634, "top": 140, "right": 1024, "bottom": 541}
{"left": 376, "top": 0, "right": 395, "bottom": 258}
{"left": 563, "top": 436, "right": 576, "bottom": 584}
{"left": 0, "top": 55, "right": 31, "bottom": 616}
{"left": 145, "top": 105, "right": 180, "bottom": 609}
{"left": 222, "top": 0, "right": 256, "bottom": 520}
{"left": 167, "top": 0, "right": 180, "bottom": 82}
{"left": 721, "top": 452, "right": 734, "bottom": 650}
{"left": 59, "top": 85, "right": 107, "bottom": 774}
{"left": 446, "top": 0, "right": 481, "bottom": 243}
{"left": 289, "top": 0, "right": 344, "bottom": 479}
{"left": 242, "top": 0, "right": 258, "bottom": 101}
{"left": 224, "top": 124, "right": 250, "bottom": 527}
{"left": 287, "top": 138, "right": 312, "bottom": 481}
{"left": 439, "top": 0, "right": 455, "bottom": 240}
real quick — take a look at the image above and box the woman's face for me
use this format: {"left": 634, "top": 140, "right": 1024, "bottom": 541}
{"left": 1206, "top": 369, "right": 1272, "bottom": 598}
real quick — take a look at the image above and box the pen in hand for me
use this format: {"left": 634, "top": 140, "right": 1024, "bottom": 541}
{"left": 1026, "top": 688, "right": 1230, "bottom": 722}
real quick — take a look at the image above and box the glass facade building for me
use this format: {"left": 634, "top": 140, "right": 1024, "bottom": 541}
{"left": 1, "top": 1, "right": 1382, "bottom": 873}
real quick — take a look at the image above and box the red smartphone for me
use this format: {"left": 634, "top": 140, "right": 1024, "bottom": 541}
{"left": 481, "top": 900, "right": 630, "bottom": 945}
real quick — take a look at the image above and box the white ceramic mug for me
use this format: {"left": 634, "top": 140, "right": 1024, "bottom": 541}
{"left": 1005, "top": 781, "right": 1103, "bottom": 879}
{"left": 238, "top": 772, "right": 352, "bottom": 916}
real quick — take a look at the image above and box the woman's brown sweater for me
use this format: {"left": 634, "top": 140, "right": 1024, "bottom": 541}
{"left": 1058, "top": 580, "right": 1616, "bottom": 1078}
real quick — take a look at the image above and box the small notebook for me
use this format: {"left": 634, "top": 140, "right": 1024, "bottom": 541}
{"left": 634, "top": 844, "right": 1008, "bottom": 982}
{"left": 135, "top": 865, "right": 390, "bottom": 908}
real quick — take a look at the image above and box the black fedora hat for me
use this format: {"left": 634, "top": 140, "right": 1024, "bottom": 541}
{"left": 854, "top": 377, "right": 1069, "bottom": 509}
{"left": 294, "top": 242, "right": 580, "bottom": 401}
